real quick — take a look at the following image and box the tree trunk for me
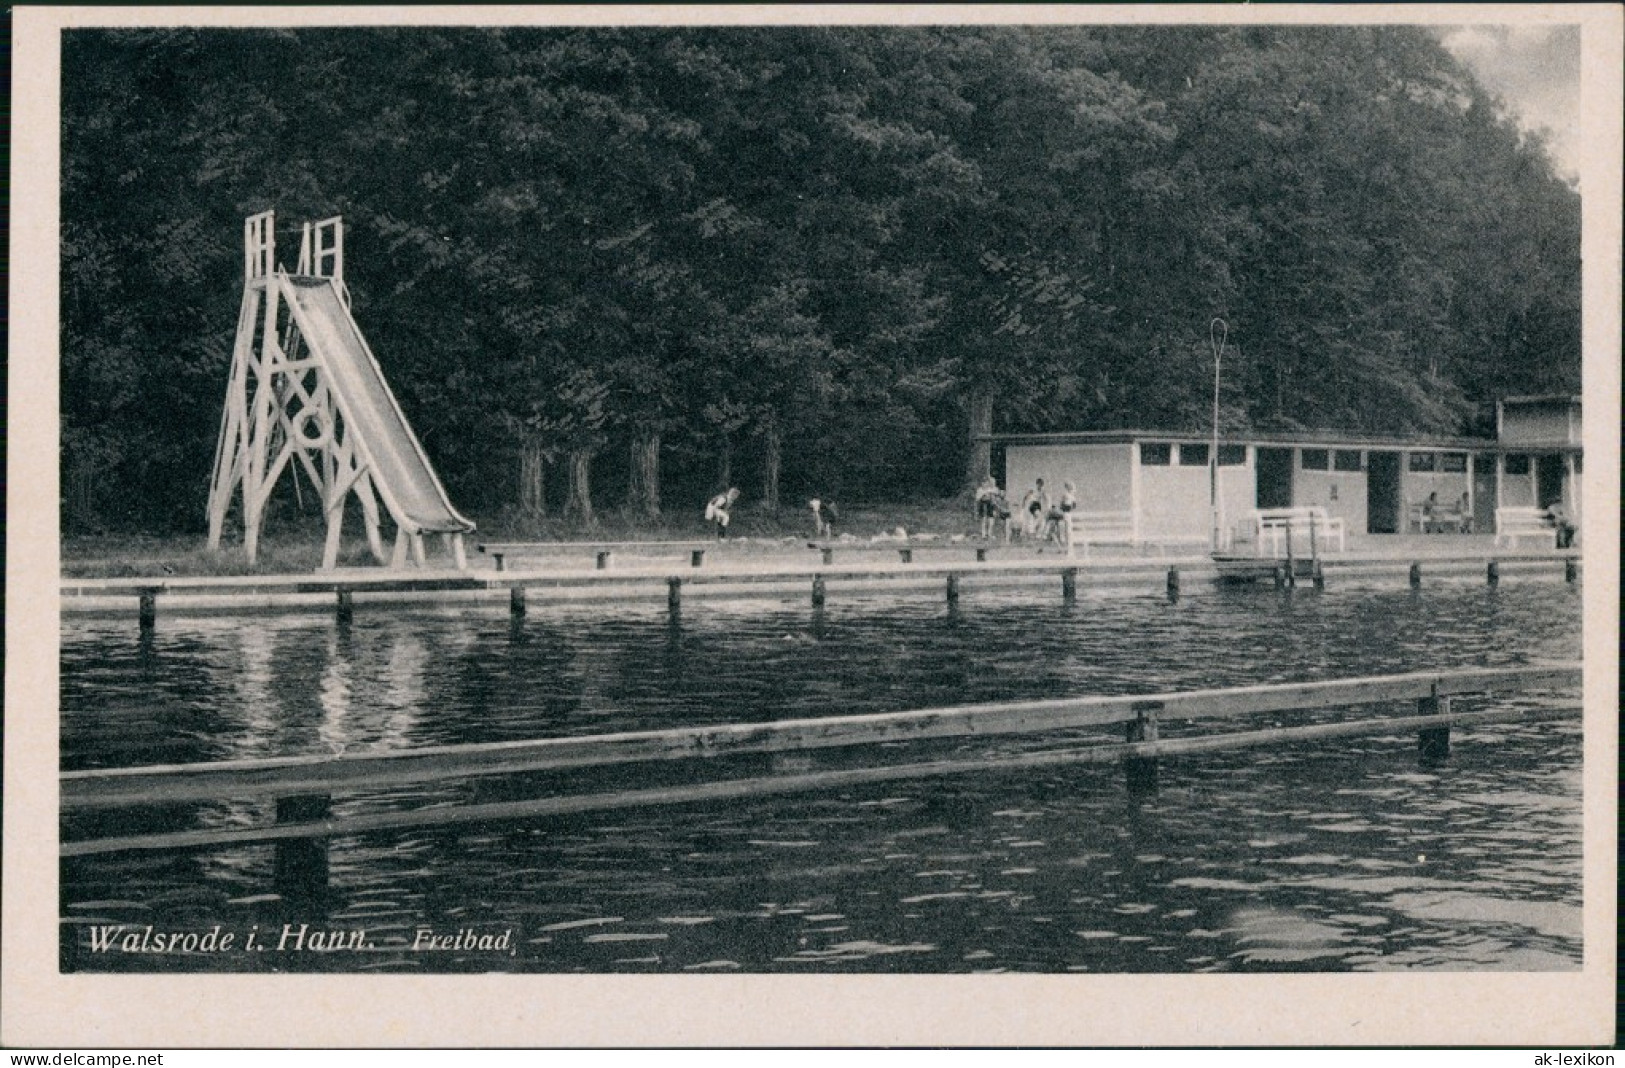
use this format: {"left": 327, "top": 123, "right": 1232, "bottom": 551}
{"left": 519, "top": 439, "right": 547, "bottom": 518}
{"left": 627, "top": 431, "right": 661, "bottom": 518}
{"left": 964, "top": 383, "right": 994, "bottom": 492}
{"left": 717, "top": 434, "right": 733, "bottom": 491}
{"left": 67, "top": 460, "right": 96, "bottom": 531}
{"left": 564, "top": 447, "right": 596, "bottom": 525}
{"left": 759, "top": 422, "right": 782, "bottom": 512}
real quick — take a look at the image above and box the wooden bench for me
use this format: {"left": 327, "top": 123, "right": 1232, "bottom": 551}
{"left": 1408, "top": 503, "right": 1472, "bottom": 534}
{"left": 1493, "top": 508, "right": 1557, "bottom": 549}
{"left": 1064, "top": 512, "right": 1137, "bottom": 557}
{"left": 478, "top": 540, "right": 712, "bottom": 571}
{"left": 1435, "top": 507, "right": 1471, "bottom": 534}
{"left": 808, "top": 540, "right": 992, "bottom": 565}
{"left": 1252, "top": 507, "right": 1346, "bottom": 556}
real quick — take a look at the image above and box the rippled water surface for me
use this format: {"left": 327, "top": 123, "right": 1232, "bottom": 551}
{"left": 60, "top": 580, "right": 1584, "bottom": 972}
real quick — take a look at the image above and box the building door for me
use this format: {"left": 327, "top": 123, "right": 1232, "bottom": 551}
{"left": 1535, "top": 454, "right": 1565, "bottom": 509}
{"left": 1255, "top": 448, "right": 1293, "bottom": 509}
{"left": 1472, "top": 454, "right": 1497, "bottom": 532}
{"left": 1366, "top": 451, "right": 1401, "bottom": 533}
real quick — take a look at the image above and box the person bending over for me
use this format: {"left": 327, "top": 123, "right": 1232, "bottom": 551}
{"left": 705, "top": 487, "right": 740, "bottom": 540}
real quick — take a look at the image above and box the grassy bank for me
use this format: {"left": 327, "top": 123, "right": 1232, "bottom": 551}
{"left": 62, "top": 498, "right": 985, "bottom": 578}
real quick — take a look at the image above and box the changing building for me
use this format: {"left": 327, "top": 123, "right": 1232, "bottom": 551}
{"left": 991, "top": 395, "right": 1580, "bottom": 549}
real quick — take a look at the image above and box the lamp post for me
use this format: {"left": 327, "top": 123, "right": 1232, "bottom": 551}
{"left": 1210, "top": 318, "right": 1228, "bottom": 553}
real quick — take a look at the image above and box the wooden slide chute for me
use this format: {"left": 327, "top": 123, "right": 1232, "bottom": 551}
{"left": 206, "top": 211, "right": 473, "bottom": 570}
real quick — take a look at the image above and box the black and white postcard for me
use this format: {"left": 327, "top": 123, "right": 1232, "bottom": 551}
{"left": 5, "top": 3, "right": 1619, "bottom": 1050}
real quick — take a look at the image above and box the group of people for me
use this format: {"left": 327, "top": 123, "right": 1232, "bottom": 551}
{"left": 702, "top": 487, "right": 840, "bottom": 540}
{"left": 1417, "top": 491, "right": 1577, "bottom": 547}
{"left": 1418, "top": 491, "right": 1473, "bottom": 534}
{"left": 707, "top": 480, "right": 1576, "bottom": 549}
{"left": 975, "top": 475, "right": 1076, "bottom": 544}
{"left": 708, "top": 478, "right": 1079, "bottom": 545}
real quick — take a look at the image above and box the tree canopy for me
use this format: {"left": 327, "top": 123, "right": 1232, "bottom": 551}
{"left": 60, "top": 24, "right": 1581, "bottom": 533}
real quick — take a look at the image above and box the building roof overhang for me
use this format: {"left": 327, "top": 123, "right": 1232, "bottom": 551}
{"left": 981, "top": 428, "right": 1579, "bottom": 453}
{"left": 1499, "top": 393, "right": 1581, "bottom": 406}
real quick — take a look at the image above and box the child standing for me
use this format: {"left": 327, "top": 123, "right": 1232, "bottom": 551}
{"left": 974, "top": 476, "right": 1001, "bottom": 540}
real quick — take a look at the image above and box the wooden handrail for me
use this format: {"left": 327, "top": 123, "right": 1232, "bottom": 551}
{"left": 59, "top": 702, "right": 1573, "bottom": 858}
{"left": 61, "top": 664, "right": 1580, "bottom": 810}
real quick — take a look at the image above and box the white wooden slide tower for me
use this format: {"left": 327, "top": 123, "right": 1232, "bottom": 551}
{"left": 206, "top": 210, "right": 473, "bottom": 570}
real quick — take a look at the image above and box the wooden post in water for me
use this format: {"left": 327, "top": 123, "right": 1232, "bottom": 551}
{"left": 821, "top": 547, "right": 834, "bottom": 565}
{"left": 667, "top": 577, "right": 682, "bottom": 613}
{"left": 596, "top": 550, "right": 612, "bottom": 570}
{"left": 492, "top": 553, "right": 507, "bottom": 573}
{"left": 1284, "top": 519, "right": 1296, "bottom": 588}
{"left": 1165, "top": 567, "right": 1180, "bottom": 602}
{"left": 1417, "top": 688, "right": 1451, "bottom": 768}
{"left": 1409, "top": 562, "right": 1422, "bottom": 588}
{"left": 945, "top": 573, "right": 960, "bottom": 605}
{"left": 898, "top": 547, "right": 914, "bottom": 564}
{"left": 1486, "top": 560, "right": 1500, "bottom": 586}
{"left": 811, "top": 575, "right": 826, "bottom": 607}
{"left": 1062, "top": 568, "right": 1077, "bottom": 603}
{"left": 273, "top": 794, "right": 331, "bottom": 907}
{"left": 976, "top": 547, "right": 988, "bottom": 563}
{"left": 1307, "top": 516, "right": 1324, "bottom": 587}
{"left": 1273, "top": 564, "right": 1286, "bottom": 590}
{"left": 690, "top": 549, "right": 706, "bottom": 568}
{"left": 336, "top": 590, "right": 354, "bottom": 624}
{"left": 509, "top": 586, "right": 526, "bottom": 618}
{"left": 1565, "top": 559, "right": 1578, "bottom": 583}
{"left": 1123, "top": 702, "right": 1161, "bottom": 794}
{"left": 138, "top": 589, "right": 158, "bottom": 632}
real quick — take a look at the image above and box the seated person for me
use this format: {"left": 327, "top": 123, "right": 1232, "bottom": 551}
{"left": 1546, "top": 502, "right": 1577, "bottom": 548}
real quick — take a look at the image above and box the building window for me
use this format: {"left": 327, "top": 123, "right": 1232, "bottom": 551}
{"left": 1333, "top": 449, "right": 1363, "bottom": 472}
{"left": 1217, "top": 444, "right": 1248, "bottom": 466}
{"left": 1139, "top": 443, "right": 1171, "bottom": 466}
{"left": 1408, "top": 452, "right": 1437, "bottom": 472}
{"left": 1179, "top": 443, "right": 1209, "bottom": 466}
{"left": 1301, "top": 449, "right": 1329, "bottom": 471}
{"left": 1504, "top": 454, "right": 1530, "bottom": 475}
{"left": 1440, "top": 453, "right": 1467, "bottom": 473}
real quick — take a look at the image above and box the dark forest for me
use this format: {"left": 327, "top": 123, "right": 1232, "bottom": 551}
{"left": 60, "top": 25, "right": 1580, "bottom": 533}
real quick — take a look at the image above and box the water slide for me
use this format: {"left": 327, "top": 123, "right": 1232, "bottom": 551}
{"left": 282, "top": 276, "right": 474, "bottom": 536}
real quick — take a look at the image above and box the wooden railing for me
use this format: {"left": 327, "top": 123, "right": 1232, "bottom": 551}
{"left": 61, "top": 664, "right": 1580, "bottom": 860}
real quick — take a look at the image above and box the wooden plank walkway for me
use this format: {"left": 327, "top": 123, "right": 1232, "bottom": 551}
{"left": 60, "top": 663, "right": 1580, "bottom": 858}
{"left": 61, "top": 549, "right": 1579, "bottom": 597}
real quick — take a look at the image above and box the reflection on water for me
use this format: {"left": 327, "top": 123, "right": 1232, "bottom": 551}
{"left": 60, "top": 582, "right": 1583, "bottom": 972}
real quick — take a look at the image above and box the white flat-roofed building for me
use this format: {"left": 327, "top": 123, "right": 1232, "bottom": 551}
{"left": 989, "top": 396, "right": 1580, "bottom": 549}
